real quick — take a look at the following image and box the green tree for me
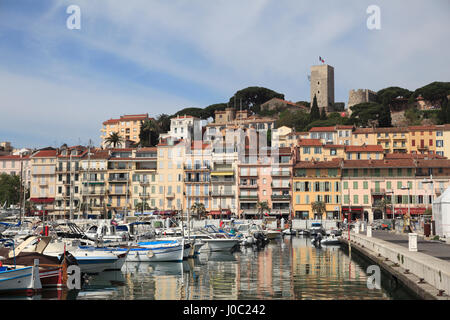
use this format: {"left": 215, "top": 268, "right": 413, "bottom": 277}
{"left": 156, "top": 114, "right": 171, "bottom": 134}
{"left": 309, "top": 95, "right": 320, "bottom": 122}
{"left": 228, "top": 87, "right": 285, "bottom": 114}
{"left": 105, "top": 132, "right": 124, "bottom": 148}
{"left": 256, "top": 201, "right": 270, "bottom": 219}
{"left": 350, "top": 102, "right": 392, "bottom": 127}
{"left": 0, "top": 173, "right": 21, "bottom": 207}
{"left": 374, "top": 197, "right": 391, "bottom": 220}
{"left": 320, "top": 107, "right": 327, "bottom": 120}
{"left": 135, "top": 201, "right": 151, "bottom": 212}
{"left": 376, "top": 86, "right": 413, "bottom": 106}
{"left": 139, "top": 119, "right": 160, "bottom": 147}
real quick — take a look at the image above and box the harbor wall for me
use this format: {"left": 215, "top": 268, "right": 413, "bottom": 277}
{"left": 346, "top": 232, "right": 450, "bottom": 299}
{"left": 292, "top": 219, "right": 339, "bottom": 230}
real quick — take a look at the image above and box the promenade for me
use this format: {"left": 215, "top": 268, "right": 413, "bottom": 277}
{"left": 342, "top": 228, "right": 450, "bottom": 300}
{"left": 371, "top": 230, "right": 450, "bottom": 261}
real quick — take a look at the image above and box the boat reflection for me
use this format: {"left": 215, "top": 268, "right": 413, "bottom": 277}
{"left": 207, "top": 251, "right": 236, "bottom": 262}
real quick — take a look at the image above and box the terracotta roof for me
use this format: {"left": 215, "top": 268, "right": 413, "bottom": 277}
{"left": 345, "top": 145, "right": 383, "bottom": 152}
{"left": 294, "top": 158, "right": 342, "bottom": 169}
{"left": 408, "top": 125, "right": 437, "bottom": 131}
{"left": 309, "top": 126, "right": 336, "bottom": 132}
{"left": 335, "top": 125, "right": 354, "bottom": 130}
{"left": 342, "top": 159, "right": 415, "bottom": 168}
{"left": 415, "top": 159, "right": 450, "bottom": 168}
{"left": 33, "top": 150, "right": 57, "bottom": 158}
{"left": 103, "top": 114, "right": 151, "bottom": 125}
{"left": 385, "top": 153, "right": 446, "bottom": 160}
{"left": 137, "top": 147, "right": 157, "bottom": 152}
{"left": 352, "top": 128, "right": 374, "bottom": 134}
{"left": 277, "top": 147, "right": 292, "bottom": 155}
{"left": 0, "top": 155, "right": 29, "bottom": 160}
{"left": 298, "top": 139, "right": 323, "bottom": 147}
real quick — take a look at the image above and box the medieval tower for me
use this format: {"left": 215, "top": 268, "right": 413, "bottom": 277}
{"left": 310, "top": 64, "right": 335, "bottom": 113}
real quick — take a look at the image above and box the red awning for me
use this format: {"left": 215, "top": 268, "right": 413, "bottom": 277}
{"left": 386, "top": 207, "right": 426, "bottom": 215}
{"left": 209, "top": 210, "right": 231, "bottom": 215}
{"left": 154, "top": 210, "right": 176, "bottom": 216}
{"left": 30, "top": 198, "right": 55, "bottom": 204}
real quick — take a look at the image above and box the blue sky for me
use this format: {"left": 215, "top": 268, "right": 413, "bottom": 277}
{"left": 0, "top": 0, "right": 449, "bottom": 148}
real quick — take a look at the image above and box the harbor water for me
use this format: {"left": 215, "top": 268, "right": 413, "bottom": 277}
{"left": 2, "top": 236, "right": 419, "bottom": 300}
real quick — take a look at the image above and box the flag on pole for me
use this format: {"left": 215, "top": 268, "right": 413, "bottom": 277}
{"left": 319, "top": 56, "right": 325, "bottom": 63}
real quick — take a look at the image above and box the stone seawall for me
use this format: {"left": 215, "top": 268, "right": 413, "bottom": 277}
{"left": 342, "top": 232, "right": 450, "bottom": 300}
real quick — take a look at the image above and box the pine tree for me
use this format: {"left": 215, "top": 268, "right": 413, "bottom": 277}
{"left": 320, "top": 107, "right": 327, "bottom": 120}
{"left": 310, "top": 95, "right": 320, "bottom": 122}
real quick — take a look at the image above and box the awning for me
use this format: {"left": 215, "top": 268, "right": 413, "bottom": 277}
{"left": 211, "top": 172, "right": 234, "bottom": 176}
{"left": 209, "top": 210, "right": 231, "bottom": 215}
{"left": 154, "top": 210, "right": 177, "bottom": 216}
{"left": 386, "top": 207, "right": 426, "bottom": 215}
{"left": 30, "top": 198, "right": 55, "bottom": 204}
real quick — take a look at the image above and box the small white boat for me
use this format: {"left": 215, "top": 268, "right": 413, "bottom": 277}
{"left": 0, "top": 261, "right": 42, "bottom": 295}
{"left": 125, "top": 239, "right": 184, "bottom": 262}
{"left": 320, "top": 234, "right": 341, "bottom": 246}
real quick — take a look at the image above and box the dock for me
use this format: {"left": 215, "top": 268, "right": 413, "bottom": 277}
{"left": 341, "top": 228, "right": 450, "bottom": 300}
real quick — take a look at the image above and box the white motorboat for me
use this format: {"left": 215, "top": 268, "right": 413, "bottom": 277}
{"left": 320, "top": 234, "right": 341, "bottom": 246}
{"left": 124, "top": 239, "right": 184, "bottom": 262}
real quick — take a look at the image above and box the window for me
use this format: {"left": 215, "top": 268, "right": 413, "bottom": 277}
{"left": 363, "top": 181, "right": 368, "bottom": 189}
{"left": 303, "top": 147, "right": 310, "bottom": 154}
{"left": 364, "top": 195, "right": 369, "bottom": 204}
{"left": 353, "top": 181, "right": 358, "bottom": 190}
{"left": 344, "top": 195, "right": 349, "bottom": 204}
{"left": 429, "top": 139, "right": 433, "bottom": 146}
{"left": 353, "top": 195, "right": 359, "bottom": 204}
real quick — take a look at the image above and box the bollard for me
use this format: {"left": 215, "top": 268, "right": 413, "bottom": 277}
{"left": 355, "top": 223, "right": 360, "bottom": 234}
{"left": 361, "top": 223, "right": 365, "bottom": 232}
{"left": 409, "top": 233, "right": 418, "bottom": 252}
{"left": 367, "top": 225, "right": 372, "bottom": 238}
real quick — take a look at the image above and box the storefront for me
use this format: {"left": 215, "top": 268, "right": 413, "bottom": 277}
{"left": 341, "top": 206, "right": 364, "bottom": 221}
{"left": 209, "top": 209, "right": 232, "bottom": 219}
{"left": 386, "top": 207, "right": 426, "bottom": 218}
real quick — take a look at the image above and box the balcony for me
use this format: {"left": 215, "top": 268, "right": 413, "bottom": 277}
{"left": 238, "top": 184, "right": 258, "bottom": 189}
{"left": 138, "top": 193, "right": 152, "bottom": 197}
{"left": 239, "top": 195, "right": 258, "bottom": 201}
{"left": 82, "top": 189, "right": 106, "bottom": 195}
{"left": 271, "top": 194, "right": 291, "bottom": 201}
{"left": 39, "top": 181, "right": 48, "bottom": 186}
{"left": 184, "top": 178, "right": 210, "bottom": 183}
{"left": 271, "top": 183, "right": 291, "bottom": 189}
{"left": 107, "top": 190, "right": 130, "bottom": 195}
{"left": 371, "top": 188, "right": 386, "bottom": 195}
{"left": 210, "top": 191, "right": 235, "bottom": 197}
{"left": 270, "top": 171, "right": 291, "bottom": 177}
{"left": 184, "top": 165, "right": 211, "bottom": 171}
{"left": 166, "top": 193, "right": 175, "bottom": 198}
{"left": 108, "top": 177, "right": 129, "bottom": 183}
{"left": 211, "top": 177, "right": 235, "bottom": 183}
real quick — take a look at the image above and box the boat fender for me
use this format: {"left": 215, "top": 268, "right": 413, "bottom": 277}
{"left": 146, "top": 251, "right": 154, "bottom": 258}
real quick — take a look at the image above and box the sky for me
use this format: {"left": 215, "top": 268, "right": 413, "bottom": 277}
{"left": 0, "top": 0, "right": 449, "bottom": 149}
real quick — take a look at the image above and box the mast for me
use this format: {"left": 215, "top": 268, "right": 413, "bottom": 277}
{"left": 69, "top": 152, "right": 73, "bottom": 221}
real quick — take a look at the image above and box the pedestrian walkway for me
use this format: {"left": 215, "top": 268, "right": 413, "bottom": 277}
{"left": 372, "top": 230, "right": 450, "bottom": 262}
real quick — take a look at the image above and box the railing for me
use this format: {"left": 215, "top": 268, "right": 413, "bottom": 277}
{"left": 109, "top": 177, "right": 128, "bottom": 182}
{"left": 166, "top": 193, "right": 175, "bottom": 198}
{"left": 271, "top": 183, "right": 291, "bottom": 188}
{"left": 239, "top": 172, "right": 258, "bottom": 177}
{"left": 238, "top": 184, "right": 258, "bottom": 189}
{"left": 370, "top": 188, "right": 385, "bottom": 194}
{"left": 107, "top": 190, "right": 129, "bottom": 195}
{"left": 271, "top": 195, "right": 291, "bottom": 200}
{"left": 239, "top": 195, "right": 258, "bottom": 200}
{"left": 184, "top": 178, "right": 210, "bottom": 183}
{"left": 211, "top": 177, "right": 235, "bottom": 183}
{"left": 210, "top": 192, "right": 235, "bottom": 197}
{"left": 184, "top": 165, "right": 211, "bottom": 170}
{"left": 270, "top": 171, "right": 291, "bottom": 176}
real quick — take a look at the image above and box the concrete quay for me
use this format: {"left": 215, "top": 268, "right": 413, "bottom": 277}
{"left": 341, "top": 230, "right": 450, "bottom": 300}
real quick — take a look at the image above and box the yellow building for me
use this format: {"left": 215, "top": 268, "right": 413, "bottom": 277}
{"left": 292, "top": 159, "right": 342, "bottom": 220}
{"left": 107, "top": 148, "right": 134, "bottom": 216}
{"left": 29, "top": 148, "right": 57, "bottom": 216}
{"left": 101, "top": 114, "right": 152, "bottom": 148}
{"left": 156, "top": 138, "right": 185, "bottom": 212}
{"left": 436, "top": 124, "right": 450, "bottom": 158}
{"left": 130, "top": 147, "right": 158, "bottom": 215}
{"left": 344, "top": 145, "right": 384, "bottom": 160}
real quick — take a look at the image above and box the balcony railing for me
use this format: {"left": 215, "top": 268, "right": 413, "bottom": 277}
{"left": 109, "top": 177, "right": 129, "bottom": 182}
{"left": 184, "top": 165, "right": 211, "bottom": 170}
{"left": 184, "top": 178, "right": 210, "bottom": 183}
{"left": 239, "top": 195, "right": 258, "bottom": 200}
{"left": 211, "top": 177, "right": 235, "bottom": 183}
{"left": 210, "top": 191, "right": 235, "bottom": 197}
{"left": 271, "top": 183, "right": 291, "bottom": 188}
{"left": 270, "top": 171, "right": 291, "bottom": 177}
{"left": 239, "top": 172, "right": 258, "bottom": 177}
{"left": 271, "top": 195, "right": 291, "bottom": 201}
{"left": 238, "top": 184, "right": 258, "bottom": 189}
{"left": 371, "top": 188, "right": 386, "bottom": 195}
{"left": 107, "top": 190, "right": 129, "bottom": 195}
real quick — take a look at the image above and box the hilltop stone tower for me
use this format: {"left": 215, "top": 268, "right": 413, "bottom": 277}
{"left": 347, "top": 89, "right": 378, "bottom": 115}
{"left": 310, "top": 64, "right": 335, "bottom": 113}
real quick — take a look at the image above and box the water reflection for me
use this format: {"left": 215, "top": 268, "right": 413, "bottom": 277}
{"left": 21, "top": 236, "right": 419, "bottom": 300}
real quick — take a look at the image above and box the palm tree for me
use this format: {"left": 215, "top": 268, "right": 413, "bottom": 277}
{"left": 139, "top": 119, "right": 160, "bottom": 147}
{"left": 135, "top": 201, "right": 150, "bottom": 213}
{"left": 312, "top": 201, "right": 326, "bottom": 220}
{"left": 105, "top": 132, "right": 124, "bottom": 148}
{"left": 24, "top": 200, "right": 37, "bottom": 216}
{"left": 256, "top": 201, "right": 270, "bottom": 219}
{"left": 191, "top": 202, "right": 206, "bottom": 220}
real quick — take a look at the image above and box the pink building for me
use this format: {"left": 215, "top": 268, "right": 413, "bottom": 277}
{"left": 0, "top": 154, "right": 31, "bottom": 187}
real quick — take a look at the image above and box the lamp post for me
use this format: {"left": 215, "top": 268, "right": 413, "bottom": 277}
{"left": 386, "top": 190, "right": 394, "bottom": 229}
